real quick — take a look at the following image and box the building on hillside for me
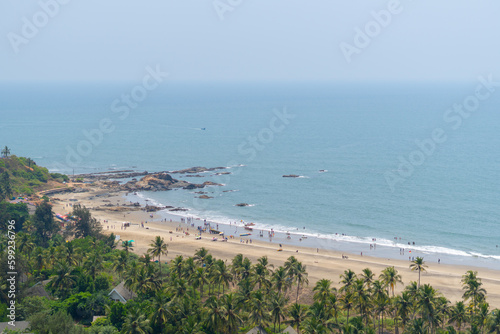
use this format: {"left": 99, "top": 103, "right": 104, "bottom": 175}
{"left": 0, "top": 321, "right": 31, "bottom": 333}
{"left": 283, "top": 326, "right": 298, "bottom": 334}
{"left": 108, "top": 281, "right": 136, "bottom": 303}
{"left": 246, "top": 326, "right": 267, "bottom": 334}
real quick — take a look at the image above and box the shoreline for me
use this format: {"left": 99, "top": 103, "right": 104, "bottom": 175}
{"left": 50, "top": 187, "right": 500, "bottom": 308}
{"left": 124, "top": 191, "right": 500, "bottom": 271}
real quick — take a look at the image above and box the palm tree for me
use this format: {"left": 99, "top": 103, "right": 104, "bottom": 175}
{"left": 148, "top": 236, "right": 168, "bottom": 273}
{"left": 149, "top": 292, "right": 169, "bottom": 332}
{"left": 326, "top": 291, "right": 340, "bottom": 329}
{"left": 488, "top": 309, "right": 500, "bottom": 334}
{"left": 1, "top": 146, "right": 10, "bottom": 158}
{"left": 247, "top": 289, "right": 270, "bottom": 328}
{"left": 313, "top": 279, "right": 333, "bottom": 305}
{"left": 407, "top": 318, "right": 429, "bottom": 334}
{"left": 194, "top": 247, "right": 209, "bottom": 265}
{"left": 47, "top": 261, "right": 77, "bottom": 299}
{"left": 410, "top": 257, "right": 427, "bottom": 288}
{"left": 180, "top": 315, "right": 204, "bottom": 334}
{"left": 380, "top": 266, "right": 403, "bottom": 297}
{"left": 353, "top": 278, "right": 371, "bottom": 327}
{"left": 301, "top": 316, "right": 328, "bottom": 334}
{"left": 214, "top": 259, "right": 232, "bottom": 296}
{"left": 287, "top": 303, "right": 308, "bottom": 334}
{"left": 284, "top": 256, "right": 299, "bottom": 287}
{"left": 17, "top": 233, "right": 35, "bottom": 260}
{"left": 269, "top": 291, "right": 288, "bottom": 333}
{"left": 462, "top": 270, "right": 487, "bottom": 316}
{"left": 231, "top": 253, "right": 244, "bottom": 282}
{"left": 221, "top": 293, "right": 242, "bottom": 333}
{"left": 257, "top": 255, "right": 273, "bottom": 269}
{"left": 33, "top": 247, "right": 45, "bottom": 272}
{"left": 235, "top": 278, "right": 255, "bottom": 311}
{"left": 294, "top": 261, "right": 309, "bottom": 303}
{"left": 360, "top": 268, "right": 375, "bottom": 289}
{"left": 204, "top": 296, "right": 224, "bottom": 333}
{"left": 272, "top": 266, "right": 290, "bottom": 297}
{"left": 84, "top": 250, "right": 103, "bottom": 280}
{"left": 416, "top": 284, "right": 439, "bottom": 333}
{"left": 171, "top": 255, "right": 184, "bottom": 277}
{"left": 394, "top": 291, "right": 413, "bottom": 332}
{"left": 448, "top": 301, "right": 467, "bottom": 331}
{"left": 183, "top": 257, "right": 196, "bottom": 280}
{"left": 340, "top": 291, "right": 355, "bottom": 325}
{"left": 121, "top": 307, "right": 152, "bottom": 334}
{"left": 375, "top": 293, "right": 390, "bottom": 334}
{"left": 253, "top": 257, "right": 272, "bottom": 290}
{"left": 191, "top": 267, "right": 208, "bottom": 298}
{"left": 168, "top": 277, "right": 189, "bottom": 300}
{"left": 240, "top": 257, "right": 252, "bottom": 281}
{"left": 476, "top": 302, "right": 489, "bottom": 334}
{"left": 340, "top": 269, "right": 357, "bottom": 293}
{"left": 124, "top": 260, "right": 140, "bottom": 291}
{"left": 114, "top": 251, "right": 129, "bottom": 279}
{"left": 122, "top": 240, "right": 134, "bottom": 254}
{"left": 307, "top": 301, "right": 332, "bottom": 330}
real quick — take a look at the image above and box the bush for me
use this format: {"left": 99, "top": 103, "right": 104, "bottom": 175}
{"left": 50, "top": 173, "right": 69, "bottom": 182}
{"left": 29, "top": 310, "right": 75, "bottom": 334}
{"left": 17, "top": 296, "right": 52, "bottom": 320}
{"left": 88, "top": 325, "right": 119, "bottom": 334}
{"left": 108, "top": 302, "right": 127, "bottom": 330}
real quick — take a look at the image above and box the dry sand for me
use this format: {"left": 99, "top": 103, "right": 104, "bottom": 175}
{"left": 51, "top": 188, "right": 500, "bottom": 308}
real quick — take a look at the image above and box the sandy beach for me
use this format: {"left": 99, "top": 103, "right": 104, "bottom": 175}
{"left": 50, "top": 187, "right": 500, "bottom": 308}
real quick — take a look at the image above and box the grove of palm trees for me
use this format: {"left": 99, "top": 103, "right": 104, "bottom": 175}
{"left": 1, "top": 198, "right": 500, "bottom": 334}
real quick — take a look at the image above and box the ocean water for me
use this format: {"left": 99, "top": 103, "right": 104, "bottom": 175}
{"left": 1, "top": 82, "right": 499, "bottom": 269}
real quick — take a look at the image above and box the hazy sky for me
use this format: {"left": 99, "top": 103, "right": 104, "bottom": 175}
{"left": 1, "top": 1, "right": 499, "bottom": 83}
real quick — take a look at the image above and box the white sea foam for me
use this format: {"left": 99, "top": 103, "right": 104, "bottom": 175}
{"left": 125, "top": 192, "right": 500, "bottom": 263}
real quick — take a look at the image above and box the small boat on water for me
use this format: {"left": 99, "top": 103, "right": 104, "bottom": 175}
{"left": 245, "top": 222, "right": 255, "bottom": 226}
{"left": 240, "top": 233, "right": 251, "bottom": 237}
{"left": 244, "top": 226, "right": 253, "bottom": 231}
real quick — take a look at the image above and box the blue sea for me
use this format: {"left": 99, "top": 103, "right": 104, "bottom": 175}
{"left": 1, "top": 82, "right": 499, "bottom": 269}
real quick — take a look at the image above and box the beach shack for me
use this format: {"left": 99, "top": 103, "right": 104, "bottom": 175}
{"left": 0, "top": 321, "right": 31, "bottom": 333}
{"left": 283, "top": 326, "right": 298, "bottom": 334}
{"left": 246, "top": 326, "right": 267, "bottom": 334}
{"left": 108, "top": 281, "right": 136, "bottom": 303}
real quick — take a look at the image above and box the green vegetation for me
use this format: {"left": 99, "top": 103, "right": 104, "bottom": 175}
{"left": 1, "top": 202, "right": 499, "bottom": 334}
{"left": 0, "top": 152, "right": 65, "bottom": 196}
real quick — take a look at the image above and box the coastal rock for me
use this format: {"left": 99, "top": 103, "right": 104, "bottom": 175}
{"left": 203, "top": 181, "right": 222, "bottom": 186}
{"left": 235, "top": 203, "right": 250, "bottom": 207}
{"left": 168, "top": 166, "right": 227, "bottom": 174}
{"left": 214, "top": 172, "right": 231, "bottom": 175}
{"left": 108, "top": 172, "right": 224, "bottom": 192}
{"left": 73, "top": 170, "right": 149, "bottom": 181}
{"left": 145, "top": 205, "right": 164, "bottom": 212}
{"left": 169, "top": 207, "right": 188, "bottom": 212}
{"left": 198, "top": 195, "right": 214, "bottom": 199}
